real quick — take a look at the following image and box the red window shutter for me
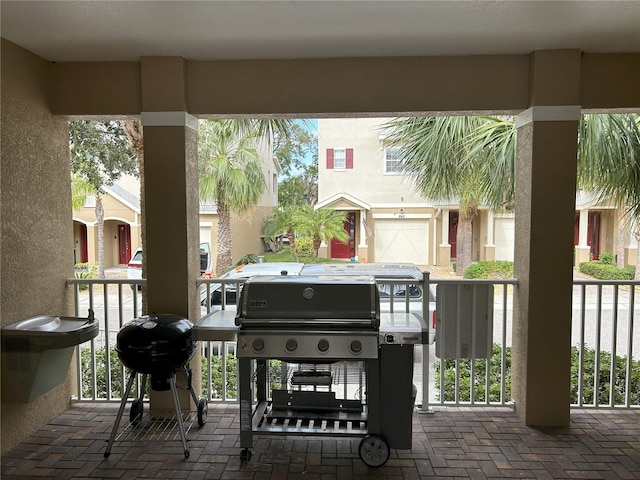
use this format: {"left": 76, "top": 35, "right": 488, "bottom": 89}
{"left": 326, "top": 148, "right": 334, "bottom": 169}
{"left": 346, "top": 148, "right": 354, "bottom": 169}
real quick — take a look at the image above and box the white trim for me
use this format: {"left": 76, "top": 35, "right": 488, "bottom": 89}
{"left": 372, "top": 213, "right": 431, "bottom": 220}
{"left": 315, "top": 192, "right": 371, "bottom": 210}
{"left": 104, "top": 187, "right": 140, "bottom": 214}
{"left": 141, "top": 111, "right": 198, "bottom": 131}
{"left": 104, "top": 216, "right": 134, "bottom": 224}
{"left": 515, "top": 105, "right": 582, "bottom": 127}
{"left": 370, "top": 202, "right": 428, "bottom": 209}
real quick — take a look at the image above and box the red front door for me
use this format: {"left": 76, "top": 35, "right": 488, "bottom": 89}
{"left": 80, "top": 223, "right": 88, "bottom": 263}
{"left": 331, "top": 212, "right": 356, "bottom": 259}
{"left": 587, "top": 212, "right": 601, "bottom": 260}
{"left": 449, "top": 211, "right": 459, "bottom": 258}
{"left": 118, "top": 224, "right": 131, "bottom": 265}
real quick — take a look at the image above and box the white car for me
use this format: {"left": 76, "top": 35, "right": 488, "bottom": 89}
{"left": 126, "top": 247, "right": 143, "bottom": 290}
{"left": 201, "top": 262, "right": 305, "bottom": 307}
{"left": 128, "top": 243, "right": 212, "bottom": 291}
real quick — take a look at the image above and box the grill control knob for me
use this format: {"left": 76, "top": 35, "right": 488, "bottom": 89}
{"left": 285, "top": 338, "right": 298, "bottom": 353}
{"left": 317, "top": 338, "right": 330, "bottom": 353}
{"left": 252, "top": 338, "right": 265, "bottom": 353}
{"left": 349, "top": 340, "right": 363, "bottom": 354}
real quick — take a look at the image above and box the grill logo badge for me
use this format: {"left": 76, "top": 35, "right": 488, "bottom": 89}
{"left": 302, "top": 287, "right": 315, "bottom": 300}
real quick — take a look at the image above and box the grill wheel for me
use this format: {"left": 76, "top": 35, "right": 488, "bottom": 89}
{"left": 358, "top": 434, "right": 390, "bottom": 467}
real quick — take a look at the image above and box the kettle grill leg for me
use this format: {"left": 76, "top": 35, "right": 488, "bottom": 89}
{"left": 104, "top": 369, "right": 138, "bottom": 458}
{"left": 168, "top": 373, "right": 190, "bottom": 458}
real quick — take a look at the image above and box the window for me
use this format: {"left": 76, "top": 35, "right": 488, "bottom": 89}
{"left": 326, "top": 148, "right": 354, "bottom": 170}
{"left": 334, "top": 148, "right": 346, "bottom": 169}
{"left": 385, "top": 146, "right": 403, "bottom": 174}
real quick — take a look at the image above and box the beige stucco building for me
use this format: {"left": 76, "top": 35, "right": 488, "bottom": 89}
{"left": 72, "top": 139, "right": 279, "bottom": 271}
{"left": 317, "top": 118, "right": 639, "bottom": 269}
{"left": 1, "top": 1, "right": 638, "bottom": 455}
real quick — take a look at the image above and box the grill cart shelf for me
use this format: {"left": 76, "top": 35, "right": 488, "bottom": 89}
{"left": 194, "top": 275, "right": 428, "bottom": 467}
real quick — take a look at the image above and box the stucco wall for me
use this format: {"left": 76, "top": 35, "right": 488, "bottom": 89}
{"left": 199, "top": 205, "right": 273, "bottom": 273}
{"left": 1, "top": 39, "right": 75, "bottom": 453}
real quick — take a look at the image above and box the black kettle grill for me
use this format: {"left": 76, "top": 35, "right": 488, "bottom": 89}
{"left": 105, "top": 314, "right": 207, "bottom": 459}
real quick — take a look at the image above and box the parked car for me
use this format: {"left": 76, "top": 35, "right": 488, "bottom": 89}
{"left": 201, "top": 262, "right": 305, "bottom": 307}
{"left": 127, "top": 247, "right": 143, "bottom": 290}
{"left": 128, "top": 243, "right": 212, "bottom": 290}
{"left": 299, "top": 263, "right": 436, "bottom": 344}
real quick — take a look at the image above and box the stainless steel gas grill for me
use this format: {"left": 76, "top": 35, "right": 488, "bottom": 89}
{"left": 228, "top": 274, "right": 428, "bottom": 467}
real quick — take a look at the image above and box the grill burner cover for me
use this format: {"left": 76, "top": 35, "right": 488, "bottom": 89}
{"left": 116, "top": 314, "right": 196, "bottom": 391}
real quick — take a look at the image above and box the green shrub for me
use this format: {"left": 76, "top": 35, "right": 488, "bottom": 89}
{"left": 464, "top": 260, "right": 514, "bottom": 279}
{"left": 202, "top": 353, "right": 237, "bottom": 398}
{"left": 80, "top": 346, "right": 126, "bottom": 399}
{"left": 599, "top": 252, "right": 614, "bottom": 264}
{"left": 74, "top": 263, "right": 98, "bottom": 291}
{"left": 294, "top": 235, "right": 314, "bottom": 259}
{"left": 434, "top": 344, "right": 511, "bottom": 402}
{"left": 434, "top": 343, "right": 640, "bottom": 406}
{"left": 579, "top": 261, "right": 635, "bottom": 280}
{"left": 571, "top": 345, "right": 640, "bottom": 405}
{"left": 201, "top": 354, "right": 282, "bottom": 399}
{"left": 235, "top": 254, "right": 260, "bottom": 266}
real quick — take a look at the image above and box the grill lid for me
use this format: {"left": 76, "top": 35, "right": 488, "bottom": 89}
{"left": 116, "top": 313, "right": 196, "bottom": 388}
{"left": 235, "top": 275, "right": 380, "bottom": 328}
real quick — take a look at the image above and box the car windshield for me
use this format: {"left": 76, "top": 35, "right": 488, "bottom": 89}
{"left": 377, "top": 282, "right": 421, "bottom": 298}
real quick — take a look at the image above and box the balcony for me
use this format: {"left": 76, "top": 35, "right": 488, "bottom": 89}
{"left": 1, "top": 271, "right": 639, "bottom": 478}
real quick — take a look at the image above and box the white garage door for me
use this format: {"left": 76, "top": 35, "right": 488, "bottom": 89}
{"left": 374, "top": 219, "right": 429, "bottom": 264}
{"left": 494, "top": 216, "right": 514, "bottom": 261}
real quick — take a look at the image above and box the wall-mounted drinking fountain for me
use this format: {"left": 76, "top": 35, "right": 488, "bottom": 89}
{"left": 1, "top": 310, "right": 99, "bottom": 403}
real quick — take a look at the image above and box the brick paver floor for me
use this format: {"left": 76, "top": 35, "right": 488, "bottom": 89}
{"left": 2, "top": 403, "right": 639, "bottom": 479}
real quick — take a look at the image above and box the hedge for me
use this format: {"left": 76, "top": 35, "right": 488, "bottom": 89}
{"left": 579, "top": 261, "right": 635, "bottom": 280}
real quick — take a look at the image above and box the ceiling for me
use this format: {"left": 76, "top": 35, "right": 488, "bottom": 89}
{"left": 1, "top": 1, "right": 639, "bottom": 63}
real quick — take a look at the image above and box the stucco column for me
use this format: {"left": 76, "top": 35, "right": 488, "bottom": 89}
{"left": 438, "top": 208, "right": 452, "bottom": 267}
{"left": 575, "top": 209, "right": 591, "bottom": 264}
{"left": 512, "top": 50, "right": 581, "bottom": 427}
{"left": 140, "top": 57, "right": 201, "bottom": 410}
{"left": 484, "top": 211, "right": 496, "bottom": 261}
{"left": 142, "top": 112, "right": 200, "bottom": 318}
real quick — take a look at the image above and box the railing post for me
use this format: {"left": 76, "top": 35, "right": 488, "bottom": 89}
{"left": 419, "top": 270, "right": 434, "bottom": 413}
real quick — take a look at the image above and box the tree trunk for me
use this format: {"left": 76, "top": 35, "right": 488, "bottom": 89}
{"left": 216, "top": 197, "right": 233, "bottom": 277}
{"left": 287, "top": 231, "right": 298, "bottom": 262}
{"left": 122, "top": 119, "right": 147, "bottom": 313}
{"left": 313, "top": 236, "right": 321, "bottom": 261}
{"left": 96, "top": 193, "right": 105, "bottom": 278}
{"left": 616, "top": 207, "right": 626, "bottom": 269}
{"left": 456, "top": 212, "right": 474, "bottom": 276}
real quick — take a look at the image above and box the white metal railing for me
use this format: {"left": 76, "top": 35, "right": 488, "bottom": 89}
{"left": 67, "top": 275, "right": 640, "bottom": 409}
{"left": 423, "top": 279, "right": 516, "bottom": 408}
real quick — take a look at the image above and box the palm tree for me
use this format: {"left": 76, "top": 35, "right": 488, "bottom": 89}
{"left": 122, "top": 119, "right": 147, "bottom": 312}
{"left": 295, "top": 205, "right": 348, "bottom": 261}
{"left": 577, "top": 114, "right": 640, "bottom": 276}
{"left": 383, "top": 116, "right": 516, "bottom": 275}
{"left": 71, "top": 173, "right": 95, "bottom": 210}
{"left": 384, "top": 113, "right": 640, "bottom": 277}
{"left": 264, "top": 205, "right": 300, "bottom": 259}
{"left": 199, "top": 119, "right": 266, "bottom": 276}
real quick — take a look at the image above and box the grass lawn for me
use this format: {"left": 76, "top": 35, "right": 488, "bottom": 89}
{"left": 262, "top": 246, "right": 346, "bottom": 264}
